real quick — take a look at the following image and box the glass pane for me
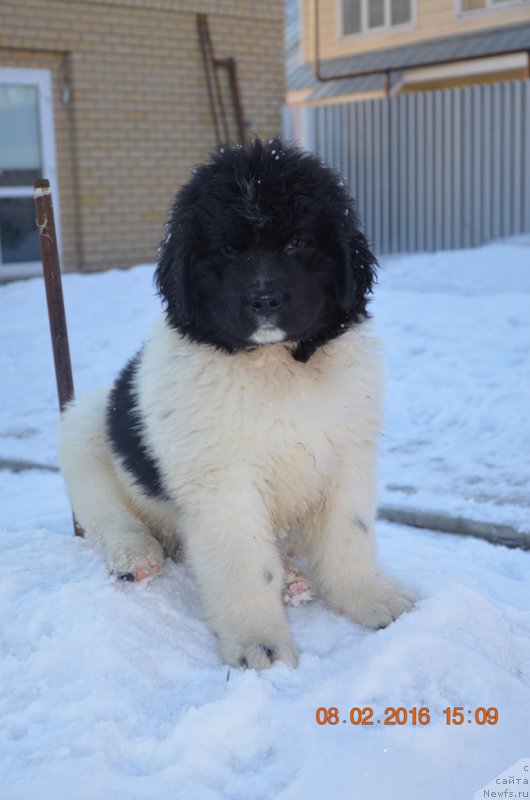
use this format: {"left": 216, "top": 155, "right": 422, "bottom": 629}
{"left": 368, "top": 0, "right": 385, "bottom": 28}
{"left": 343, "top": 0, "right": 361, "bottom": 34}
{"left": 391, "top": 0, "right": 412, "bottom": 24}
{"left": 0, "top": 85, "right": 42, "bottom": 187}
{"left": 0, "top": 198, "right": 40, "bottom": 264}
{"left": 461, "top": 0, "right": 485, "bottom": 9}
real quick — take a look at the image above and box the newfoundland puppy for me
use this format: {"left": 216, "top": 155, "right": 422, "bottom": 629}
{"left": 59, "top": 138, "right": 415, "bottom": 669}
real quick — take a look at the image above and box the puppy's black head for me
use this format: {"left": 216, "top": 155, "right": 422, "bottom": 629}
{"left": 155, "top": 138, "right": 376, "bottom": 362}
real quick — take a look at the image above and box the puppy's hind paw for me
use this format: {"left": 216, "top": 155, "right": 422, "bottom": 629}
{"left": 283, "top": 564, "right": 315, "bottom": 607}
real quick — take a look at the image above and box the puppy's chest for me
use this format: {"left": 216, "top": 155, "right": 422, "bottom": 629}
{"left": 144, "top": 332, "right": 380, "bottom": 503}
{"left": 211, "top": 361, "right": 353, "bottom": 487}
{"left": 242, "top": 390, "right": 336, "bottom": 459}
{"left": 251, "top": 400, "right": 339, "bottom": 510}
{"left": 163, "top": 358, "right": 348, "bottom": 476}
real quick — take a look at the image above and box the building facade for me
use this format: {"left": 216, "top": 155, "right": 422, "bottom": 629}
{"left": 284, "top": 1, "right": 530, "bottom": 256}
{"left": 0, "top": 0, "right": 285, "bottom": 278}
{"left": 287, "top": 0, "right": 530, "bottom": 105}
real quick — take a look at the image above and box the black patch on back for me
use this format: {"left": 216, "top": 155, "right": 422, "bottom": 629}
{"left": 106, "top": 353, "right": 168, "bottom": 499}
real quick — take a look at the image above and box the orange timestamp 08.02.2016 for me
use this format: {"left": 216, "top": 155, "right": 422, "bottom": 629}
{"left": 315, "top": 706, "right": 499, "bottom": 726}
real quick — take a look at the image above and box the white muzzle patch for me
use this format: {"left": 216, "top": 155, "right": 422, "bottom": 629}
{"left": 250, "top": 324, "right": 286, "bottom": 345}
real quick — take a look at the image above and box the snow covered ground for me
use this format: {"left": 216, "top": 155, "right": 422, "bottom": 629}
{"left": 374, "top": 236, "right": 530, "bottom": 536}
{"left": 1, "top": 239, "right": 529, "bottom": 798}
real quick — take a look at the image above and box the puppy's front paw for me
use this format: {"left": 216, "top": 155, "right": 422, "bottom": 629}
{"left": 339, "top": 575, "right": 417, "bottom": 630}
{"left": 218, "top": 635, "right": 299, "bottom": 670}
{"left": 117, "top": 565, "right": 162, "bottom": 582}
{"left": 103, "top": 532, "right": 165, "bottom": 583}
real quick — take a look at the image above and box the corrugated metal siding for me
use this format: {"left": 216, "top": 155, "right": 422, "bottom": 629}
{"left": 285, "top": 80, "right": 530, "bottom": 254}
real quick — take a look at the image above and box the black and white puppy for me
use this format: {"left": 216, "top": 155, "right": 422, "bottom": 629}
{"left": 59, "top": 139, "right": 415, "bottom": 669}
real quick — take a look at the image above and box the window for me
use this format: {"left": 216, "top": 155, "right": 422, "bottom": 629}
{"left": 0, "top": 68, "right": 59, "bottom": 279}
{"left": 368, "top": 0, "right": 385, "bottom": 28}
{"left": 342, "top": 0, "right": 413, "bottom": 35}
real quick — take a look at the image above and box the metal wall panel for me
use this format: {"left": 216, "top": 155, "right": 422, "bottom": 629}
{"left": 285, "top": 80, "right": 530, "bottom": 254}
{"left": 521, "top": 81, "right": 530, "bottom": 232}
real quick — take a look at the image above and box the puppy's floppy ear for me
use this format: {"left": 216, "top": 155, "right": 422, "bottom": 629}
{"left": 337, "top": 222, "right": 377, "bottom": 317}
{"left": 154, "top": 223, "right": 194, "bottom": 329}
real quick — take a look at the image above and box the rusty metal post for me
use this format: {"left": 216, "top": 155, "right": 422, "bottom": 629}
{"left": 217, "top": 57, "right": 246, "bottom": 145}
{"left": 34, "top": 178, "right": 84, "bottom": 537}
{"left": 197, "top": 13, "right": 223, "bottom": 145}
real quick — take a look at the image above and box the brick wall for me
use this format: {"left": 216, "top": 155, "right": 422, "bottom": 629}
{"left": 0, "top": 0, "right": 285, "bottom": 272}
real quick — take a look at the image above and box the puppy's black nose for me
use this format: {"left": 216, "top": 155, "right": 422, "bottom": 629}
{"left": 247, "top": 289, "right": 283, "bottom": 316}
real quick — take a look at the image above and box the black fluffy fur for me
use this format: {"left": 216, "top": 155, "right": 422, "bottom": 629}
{"left": 155, "top": 138, "right": 377, "bottom": 363}
{"left": 106, "top": 354, "right": 168, "bottom": 498}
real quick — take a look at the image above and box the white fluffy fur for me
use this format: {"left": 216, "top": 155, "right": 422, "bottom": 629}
{"left": 58, "top": 314, "right": 415, "bottom": 669}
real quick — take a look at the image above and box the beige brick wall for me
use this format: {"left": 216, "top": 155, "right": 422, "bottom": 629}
{"left": 0, "top": 0, "right": 285, "bottom": 272}
{"left": 302, "top": 0, "right": 530, "bottom": 63}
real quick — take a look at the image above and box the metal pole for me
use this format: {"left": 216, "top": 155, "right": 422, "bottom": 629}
{"left": 34, "top": 178, "right": 84, "bottom": 537}
{"left": 202, "top": 14, "right": 230, "bottom": 142}
{"left": 216, "top": 57, "right": 246, "bottom": 144}
{"left": 197, "top": 14, "right": 223, "bottom": 146}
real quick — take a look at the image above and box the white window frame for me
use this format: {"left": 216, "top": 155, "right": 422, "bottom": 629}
{"left": 0, "top": 67, "right": 61, "bottom": 279}
{"left": 457, "top": 0, "right": 530, "bottom": 16}
{"left": 339, "top": 0, "right": 416, "bottom": 40}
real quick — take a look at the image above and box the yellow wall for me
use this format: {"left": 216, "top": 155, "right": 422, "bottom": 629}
{"left": 302, "top": 0, "right": 530, "bottom": 63}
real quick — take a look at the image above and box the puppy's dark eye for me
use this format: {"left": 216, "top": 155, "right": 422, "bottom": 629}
{"left": 220, "top": 245, "right": 238, "bottom": 256}
{"left": 284, "top": 238, "right": 305, "bottom": 255}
